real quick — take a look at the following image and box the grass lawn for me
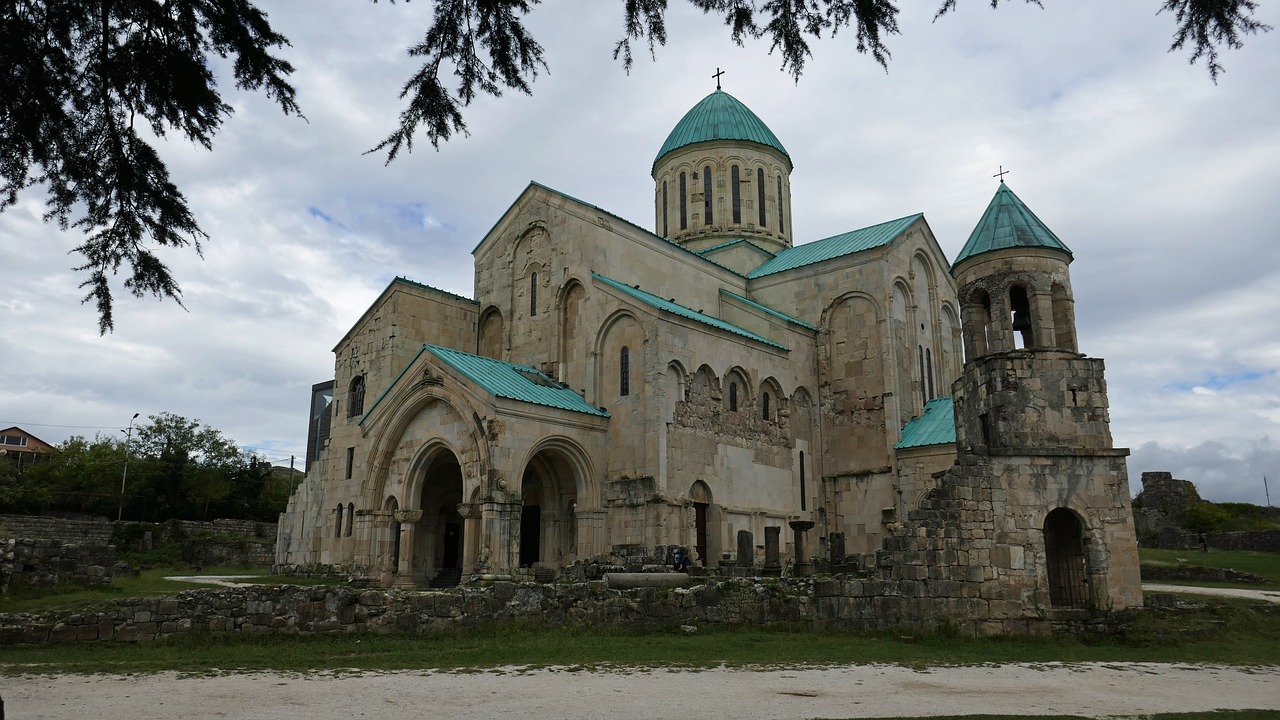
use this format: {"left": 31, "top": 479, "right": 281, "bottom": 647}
{"left": 2, "top": 594, "right": 1278, "bottom": 675}
{"left": 0, "top": 567, "right": 339, "bottom": 616}
{"left": 1140, "top": 548, "right": 1280, "bottom": 585}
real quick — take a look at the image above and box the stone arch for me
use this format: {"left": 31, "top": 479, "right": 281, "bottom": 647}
{"left": 1044, "top": 507, "right": 1091, "bottom": 608}
{"left": 690, "top": 364, "right": 719, "bottom": 402}
{"left": 477, "top": 306, "right": 505, "bottom": 360}
{"left": 911, "top": 254, "right": 938, "bottom": 403}
{"left": 723, "top": 366, "right": 751, "bottom": 414}
{"left": 1008, "top": 283, "right": 1034, "bottom": 349}
{"left": 1051, "top": 281, "right": 1077, "bottom": 351}
{"left": 663, "top": 360, "right": 688, "bottom": 424}
{"left": 939, "top": 302, "right": 961, "bottom": 387}
{"left": 820, "top": 293, "right": 886, "bottom": 473}
{"left": 518, "top": 437, "right": 600, "bottom": 567}
{"left": 593, "top": 309, "right": 646, "bottom": 407}
{"left": 962, "top": 287, "right": 993, "bottom": 358}
{"left": 688, "top": 479, "right": 720, "bottom": 567}
{"left": 759, "top": 376, "right": 784, "bottom": 423}
{"left": 557, "top": 278, "right": 589, "bottom": 391}
{"left": 405, "top": 445, "right": 466, "bottom": 587}
{"left": 381, "top": 495, "right": 401, "bottom": 583}
{"left": 791, "top": 386, "right": 816, "bottom": 513}
{"left": 891, "top": 279, "right": 918, "bottom": 423}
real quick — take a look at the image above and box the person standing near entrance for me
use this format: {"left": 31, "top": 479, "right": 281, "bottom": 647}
{"left": 673, "top": 547, "right": 690, "bottom": 573}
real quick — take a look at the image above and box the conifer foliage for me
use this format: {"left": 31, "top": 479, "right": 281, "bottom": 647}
{"left": 0, "top": 1, "right": 1269, "bottom": 332}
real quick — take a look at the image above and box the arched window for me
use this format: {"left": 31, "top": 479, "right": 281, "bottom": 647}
{"left": 731, "top": 165, "right": 741, "bottom": 224}
{"left": 345, "top": 502, "right": 354, "bottom": 537}
{"left": 335, "top": 504, "right": 343, "bottom": 538}
{"left": 619, "top": 346, "right": 630, "bottom": 396}
{"left": 799, "top": 450, "right": 806, "bottom": 511}
{"left": 679, "top": 172, "right": 688, "bottom": 230}
{"left": 762, "top": 391, "right": 771, "bottom": 420}
{"left": 918, "top": 345, "right": 927, "bottom": 407}
{"left": 703, "top": 166, "right": 713, "bottom": 225}
{"left": 926, "top": 348, "right": 935, "bottom": 400}
{"left": 729, "top": 381, "right": 738, "bottom": 412}
{"left": 1010, "top": 285, "right": 1033, "bottom": 348}
{"left": 530, "top": 272, "right": 538, "bottom": 316}
{"left": 757, "top": 168, "right": 766, "bottom": 226}
{"left": 662, "top": 180, "right": 668, "bottom": 237}
{"left": 348, "top": 375, "right": 365, "bottom": 418}
{"left": 777, "top": 175, "right": 785, "bottom": 234}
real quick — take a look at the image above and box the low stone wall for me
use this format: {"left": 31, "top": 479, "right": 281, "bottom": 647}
{"left": 1146, "top": 529, "right": 1280, "bottom": 552}
{"left": 1140, "top": 564, "right": 1271, "bottom": 585}
{"left": 0, "top": 575, "right": 1074, "bottom": 645}
{"left": 182, "top": 538, "right": 274, "bottom": 568}
{"left": 0, "top": 515, "right": 113, "bottom": 546}
{"left": 1, "top": 539, "right": 115, "bottom": 591}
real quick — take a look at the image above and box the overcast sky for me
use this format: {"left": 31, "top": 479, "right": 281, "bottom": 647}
{"left": 2, "top": 1, "right": 1278, "bottom": 504}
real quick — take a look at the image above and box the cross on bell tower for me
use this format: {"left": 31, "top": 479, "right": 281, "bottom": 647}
{"left": 713, "top": 67, "right": 725, "bottom": 90}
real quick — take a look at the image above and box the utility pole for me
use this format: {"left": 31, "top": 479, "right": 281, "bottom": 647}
{"left": 118, "top": 412, "right": 140, "bottom": 522}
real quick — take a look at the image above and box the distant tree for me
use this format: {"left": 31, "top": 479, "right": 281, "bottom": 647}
{"left": 1, "top": 1, "right": 1269, "bottom": 331}
{"left": 130, "top": 412, "right": 246, "bottom": 521}
{"left": 11, "top": 434, "right": 126, "bottom": 516}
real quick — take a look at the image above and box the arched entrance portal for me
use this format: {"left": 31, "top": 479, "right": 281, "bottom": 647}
{"left": 519, "top": 448, "right": 582, "bottom": 569}
{"left": 413, "top": 451, "right": 464, "bottom": 587}
{"left": 690, "top": 480, "right": 714, "bottom": 567}
{"left": 1044, "top": 508, "right": 1090, "bottom": 608}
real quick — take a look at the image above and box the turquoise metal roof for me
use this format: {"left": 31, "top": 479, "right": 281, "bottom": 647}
{"left": 748, "top": 214, "right": 922, "bottom": 278}
{"left": 894, "top": 398, "right": 956, "bottom": 450}
{"left": 719, "top": 289, "right": 817, "bottom": 331}
{"left": 697, "top": 238, "right": 775, "bottom": 259}
{"left": 653, "top": 90, "right": 790, "bottom": 171}
{"left": 952, "top": 183, "right": 1073, "bottom": 268}
{"left": 425, "top": 345, "right": 610, "bottom": 417}
{"left": 593, "top": 273, "right": 789, "bottom": 351}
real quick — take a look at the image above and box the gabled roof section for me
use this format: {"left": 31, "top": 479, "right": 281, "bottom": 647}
{"left": 894, "top": 398, "right": 956, "bottom": 450}
{"left": 426, "top": 345, "right": 610, "bottom": 417}
{"left": 654, "top": 90, "right": 790, "bottom": 172}
{"left": 748, "top": 214, "right": 922, "bottom": 279}
{"left": 333, "top": 276, "right": 475, "bottom": 352}
{"left": 697, "top": 238, "right": 775, "bottom": 259}
{"left": 473, "top": 181, "right": 745, "bottom": 279}
{"left": 593, "top": 273, "right": 789, "bottom": 351}
{"left": 719, "top": 290, "right": 817, "bottom": 331}
{"left": 952, "top": 183, "right": 1073, "bottom": 268}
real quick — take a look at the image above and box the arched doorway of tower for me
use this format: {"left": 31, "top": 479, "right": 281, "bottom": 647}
{"left": 413, "top": 449, "right": 465, "bottom": 588}
{"left": 519, "top": 444, "right": 588, "bottom": 569}
{"left": 1044, "top": 507, "right": 1090, "bottom": 608}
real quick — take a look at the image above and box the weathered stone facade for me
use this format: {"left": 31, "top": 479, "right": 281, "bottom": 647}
{"left": 277, "top": 88, "right": 1141, "bottom": 627}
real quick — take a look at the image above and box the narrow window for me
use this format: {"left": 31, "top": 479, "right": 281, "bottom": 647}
{"left": 729, "top": 381, "right": 739, "bottom": 412}
{"left": 335, "top": 504, "right": 344, "bottom": 538}
{"left": 762, "top": 391, "right": 771, "bottom": 421}
{"left": 679, "top": 172, "right": 687, "bottom": 230}
{"left": 345, "top": 446, "right": 355, "bottom": 479}
{"left": 346, "top": 502, "right": 354, "bottom": 537}
{"left": 703, "top": 166, "right": 713, "bottom": 225}
{"left": 799, "top": 450, "right": 807, "bottom": 511}
{"left": 731, "top": 165, "right": 741, "bottom": 224}
{"left": 918, "top": 346, "right": 927, "bottom": 407}
{"left": 757, "top": 168, "right": 766, "bottom": 226}
{"left": 662, "top": 181, "right": 668, "bottom": 237}
{"left": 777, "top": 175, "right": 785, "bottom": 234}
{"left": 620, "top": 346, "right": 630, "bottom": 396}
{"left": 926, "top": 348, "right": 935, "bottom": 400}
{"left": 530, "top": 272, "right": 538, "bottom": 316}
{"left": 348, "top": 376, "right": 365, "bottom": 417}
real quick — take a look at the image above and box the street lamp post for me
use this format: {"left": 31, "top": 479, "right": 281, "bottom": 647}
{"left": 118, "top": 412, "right": 140, "bottom": 522}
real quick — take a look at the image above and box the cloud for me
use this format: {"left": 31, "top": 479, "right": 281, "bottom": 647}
{"left": 1, "top": 0, "right": 1277, "bottom": 502}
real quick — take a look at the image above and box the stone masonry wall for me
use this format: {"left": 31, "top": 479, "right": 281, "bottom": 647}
{"left": 0, "top": 515, "right": 113, "bottom": 546}
{"left": 0, "top": 575, "right": 1070, "bottom": 646}
{"left": 1, "top": 539, "right": 115, "bottom": 591}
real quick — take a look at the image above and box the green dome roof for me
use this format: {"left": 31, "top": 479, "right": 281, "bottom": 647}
{"left": 653, "top": 90, "right": 790, "bottom": 171}
{"left": 952, "top": 183, "right": 1073, "bottom": 269}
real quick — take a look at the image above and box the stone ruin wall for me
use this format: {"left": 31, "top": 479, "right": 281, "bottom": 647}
{"left": 0, "top": 515, "right": 114, "bottom": 546}
{"left": 2, "top": 538, "right": 116, "bottom": 591}
{"left": 1, "top": 575, "right": 1075, "bottom": 647}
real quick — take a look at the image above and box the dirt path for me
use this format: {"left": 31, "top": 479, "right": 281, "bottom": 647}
{"left": 1143, "top": 583, "right": 1280, "bottom": 604}
{"left": 5, "top": 663, "right": 1278, "bottom": 719}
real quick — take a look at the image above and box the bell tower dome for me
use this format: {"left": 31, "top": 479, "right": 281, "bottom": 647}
{"left": 652, "top": 89, "right": 794, "bottom": 255}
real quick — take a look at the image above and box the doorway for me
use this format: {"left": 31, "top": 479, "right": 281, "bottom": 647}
{"left": 1044, "top": 508, "right": 1089, "bottom": 608}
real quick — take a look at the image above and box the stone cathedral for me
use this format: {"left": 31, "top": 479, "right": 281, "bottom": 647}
{"left": 277, "top": 87, "right": 1142, "bottom": 622}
